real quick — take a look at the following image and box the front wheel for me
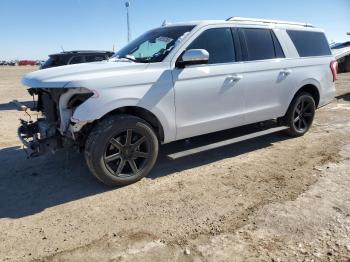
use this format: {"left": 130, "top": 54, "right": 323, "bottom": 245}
{"left": 85, "top": 115, "right": 159, "bottom": 187}
{"left": 283, "top": 92, "right": 316, "bottom": 137}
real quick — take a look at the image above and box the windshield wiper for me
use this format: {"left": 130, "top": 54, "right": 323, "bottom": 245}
{"left": 109, "top": 55, "right": 149, "bottom": 64}
{"left": 109, "top": 54, "right": 137, "bottom": 63}
{"left": 121, "top": 55, "right": 137, "bottom": 62}
{"left": 109, "top": 57, "right": 132, "bottom": 62}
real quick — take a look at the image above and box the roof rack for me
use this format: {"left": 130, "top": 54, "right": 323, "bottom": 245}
{"left": 62, "top": 50, "right": 114, "bottom": 54}
{"left": 226, "top": 17, "right": 314, "bottom": 28}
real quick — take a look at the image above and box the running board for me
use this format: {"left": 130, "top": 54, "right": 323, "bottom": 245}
{"left": 167, "top": 126, "right": 289, "bottom": 160}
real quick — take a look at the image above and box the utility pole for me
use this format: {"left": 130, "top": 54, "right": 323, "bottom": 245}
{"left": 125, "top": 1, "right": 131, "bottom": 42}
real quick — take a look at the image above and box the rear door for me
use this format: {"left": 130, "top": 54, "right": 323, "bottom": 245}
{"left": 237, "top": 27, "right": 296, "bottom": 124}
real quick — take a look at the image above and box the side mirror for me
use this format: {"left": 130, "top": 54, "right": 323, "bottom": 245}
{"left": 177, "top": 49, "right": 209, "bottom": 68}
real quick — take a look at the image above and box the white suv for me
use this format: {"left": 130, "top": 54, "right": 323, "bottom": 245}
{"left": 19, "top": 17, "right": 338, "bottom": 186}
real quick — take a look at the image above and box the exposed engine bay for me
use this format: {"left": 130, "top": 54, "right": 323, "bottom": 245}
{"left": 17, "top": 88, "right": 94, "bottom": 156}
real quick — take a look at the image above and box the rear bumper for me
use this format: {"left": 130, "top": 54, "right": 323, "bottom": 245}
{"left": 319, "top": 83, "right": 336, "bottom": 108}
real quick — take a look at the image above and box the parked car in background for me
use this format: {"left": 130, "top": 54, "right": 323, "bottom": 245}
{"left": 40, "top": 50, "right": 114, "bottom": 69}
{"left": 0, "top": 60, "right": 17, "bottom": 66}
{"left": 18, "top": 60, "right": 37, "bottom": 66}
{"left": 7, "top": 60, "right": 17, "bottom": 66}
{"left": 331, "top": 41, "right": 350, "bottom": 50}
{"left": 19, "top": 17, "right": 337, "bottom": 187}
{"left": 331, "top": 41, "right": 350, "bottom": 72}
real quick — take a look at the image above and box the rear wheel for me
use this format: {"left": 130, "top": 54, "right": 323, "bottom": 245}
{"left": 85, "top": 115, "right": 159, "bottom": 187}
{"left": 283, "top": 92, "right": 316, "bottom": 137}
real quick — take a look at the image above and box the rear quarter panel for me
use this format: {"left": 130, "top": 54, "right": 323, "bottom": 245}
{"left": 275, "top": 27, "right": 335, "bottom": 113}
{"left": 279, "top": 56, "right": 335, "bottom": 115}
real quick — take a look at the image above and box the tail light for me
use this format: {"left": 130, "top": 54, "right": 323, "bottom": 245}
{"left": 330, "top": 60, "right": 338, "bottom": 82}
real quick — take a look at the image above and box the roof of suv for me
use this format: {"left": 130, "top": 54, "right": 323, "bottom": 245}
{"left": 50, "top": 50, "right": 114, "bottom": 56}
{"left": 164, "top": 17, "right": 322, "bottom": 31}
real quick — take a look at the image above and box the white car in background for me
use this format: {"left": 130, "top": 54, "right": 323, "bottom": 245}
{"left": 19, "top": 17, "right": 337, "bottom": 186}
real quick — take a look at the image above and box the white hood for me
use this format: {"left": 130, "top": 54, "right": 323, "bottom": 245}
{"left": 22, "top": 61, "right": 149, "bottom": 89}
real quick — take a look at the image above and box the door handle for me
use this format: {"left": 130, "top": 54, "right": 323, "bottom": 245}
{"left": 281, "top": 69, "right": 292, "bottom": 76}
{"left": 227, "top": 74, "right": 243, "bottom": 81}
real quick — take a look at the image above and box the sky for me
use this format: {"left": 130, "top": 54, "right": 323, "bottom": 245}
{"left": 0, "top": 0, "right": 349, "bottom": 60}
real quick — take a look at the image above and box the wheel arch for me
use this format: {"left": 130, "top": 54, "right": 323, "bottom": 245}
{"left": 281, "top": 81, "right": 320, "bottom": 119}
{"left": 289, "top": 78, "right": 321, "bottom": 108}
{"left": 101, "top": 106, "right": 165, "bottom": 142}
{"left": 293, "top": 84, "right": 320, "bottom": 107}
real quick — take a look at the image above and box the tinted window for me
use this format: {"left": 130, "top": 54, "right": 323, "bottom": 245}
{"left": 271, "top": 32, "right": 285, "bottom": 58}
{"left": 287, "top": 30, "right": 331, "bottom": 57}
{"left": 240, "top": 28, "right": 276, "bottom": 61}
{"left": 85, "top": 55, "right": 106, "bottom": 62}
{"left": 41, "top": 57, "right": 56, "bottom": 68}
{"left": 69, "top": 56, "right": 84, "bottom": 64}
{"left": 41, "top": 55, "right": 70, "bottom": 68}
{"left": 187, "top": 28, "right": 235, "bottom": 64}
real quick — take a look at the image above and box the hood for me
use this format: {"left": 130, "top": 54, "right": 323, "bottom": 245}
{"left": 22, "top": 61, "right": 149, "bottom": 89}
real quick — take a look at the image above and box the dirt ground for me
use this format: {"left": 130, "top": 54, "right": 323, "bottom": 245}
{"left": 0, "top": 66, "right": 349, "bottom": 262}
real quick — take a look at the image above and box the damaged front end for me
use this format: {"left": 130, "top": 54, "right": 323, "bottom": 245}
{"left": 17, "top": 88, "right": 94, "bottom": 157}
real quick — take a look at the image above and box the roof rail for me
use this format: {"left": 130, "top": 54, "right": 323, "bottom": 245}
{"left": 61, "top": 50, "right": 113, "bottom": 54}
{"left": 226, "top": 17, "right": 314, "bottom": 28}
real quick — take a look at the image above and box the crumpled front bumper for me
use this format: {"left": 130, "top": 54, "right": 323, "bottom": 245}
{"left": 17, "top": 119, "right": 62, "bottom": 157}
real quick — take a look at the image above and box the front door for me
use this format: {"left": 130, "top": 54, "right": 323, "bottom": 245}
{"left": 172, "top": 27, "right": 245, "bottom": 140}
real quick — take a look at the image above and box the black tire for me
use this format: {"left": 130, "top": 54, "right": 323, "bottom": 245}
{"left": 283, "top": 92, "right": 316, "bottom": 137}
{"left": 85, "top": 114, "right": 159, "bottom": 187}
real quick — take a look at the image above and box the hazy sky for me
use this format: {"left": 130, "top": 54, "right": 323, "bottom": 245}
{"left": 0, "top": 0, "right": 349, "bottom": 60}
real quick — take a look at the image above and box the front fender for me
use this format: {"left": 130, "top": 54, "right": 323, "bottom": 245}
{"left": 72, "top": 89, "right": 176, "bottom": 143}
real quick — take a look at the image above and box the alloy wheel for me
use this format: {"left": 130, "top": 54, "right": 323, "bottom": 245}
{"left": 292, "top": 98, "right": 314, "bottom": 132}
{"left": 103, "top": 129, "right": 151, "bottom": 178}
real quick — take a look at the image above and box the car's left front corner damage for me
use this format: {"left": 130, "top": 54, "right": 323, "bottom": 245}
{"left": 16, "top": 87, "right": 96, "bottom": 157}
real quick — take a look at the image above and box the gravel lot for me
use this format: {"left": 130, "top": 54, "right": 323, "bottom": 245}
{"left": 0, "top": 66, "right": 350, "bottom": 261}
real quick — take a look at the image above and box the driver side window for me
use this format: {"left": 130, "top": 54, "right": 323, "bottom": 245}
{"left": 187, "top": 28, "right": 235, "bottom": 64}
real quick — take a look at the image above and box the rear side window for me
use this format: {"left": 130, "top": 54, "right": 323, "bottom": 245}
{"left": 187, "top": 28, "right": 235, "bottom": 64}
{"left": 85, "top": 55, "right": 106, "bottom": 62}
{"left": 287, "top": 30, "right": 331, "bottom": 57}
{"left": 239, "top": 28, "right": 284, "bottom": 61}
{"left": 69, "top": 56, "right": 84, "bottom": 64}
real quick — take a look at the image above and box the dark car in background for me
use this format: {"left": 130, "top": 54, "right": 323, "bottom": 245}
{"left": 40, "top": 50, "right": 114, "bottom": 69}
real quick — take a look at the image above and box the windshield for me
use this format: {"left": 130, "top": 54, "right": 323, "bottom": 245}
{"left": 41, "top": 55, "right": 69, "bottom": 69}
{"left": 112, "top": 25, "right": 195, "bottom": 63}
